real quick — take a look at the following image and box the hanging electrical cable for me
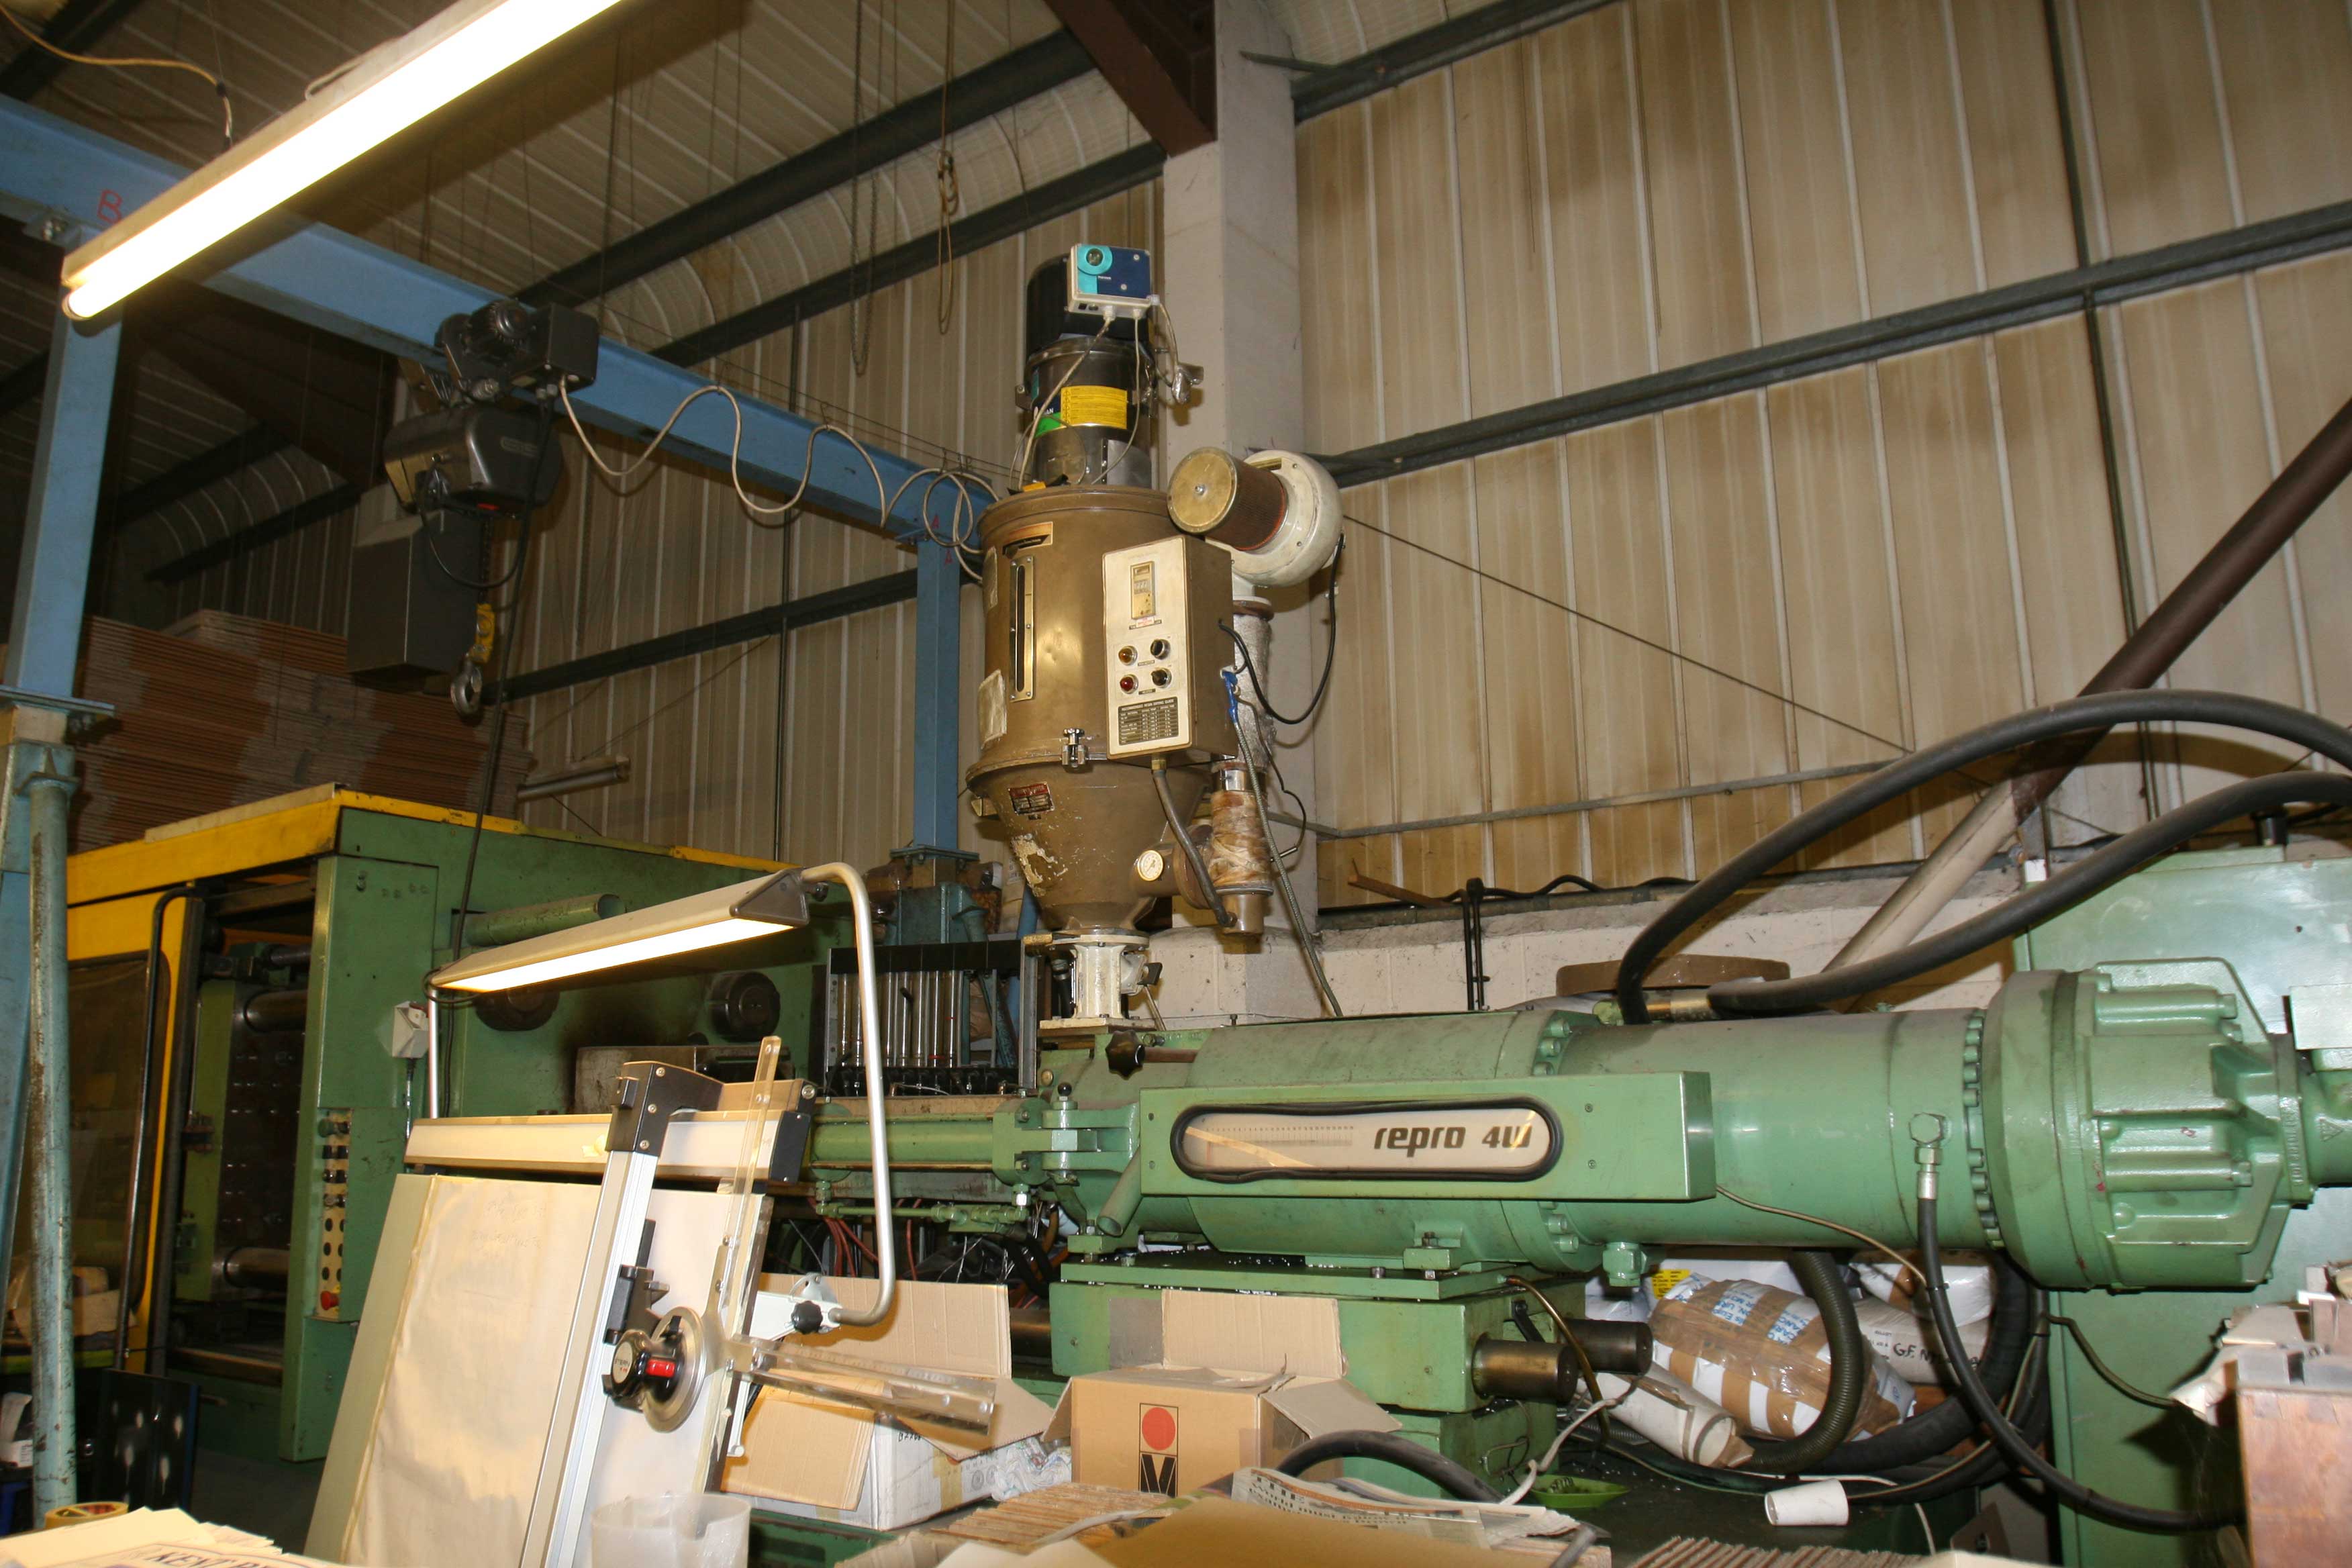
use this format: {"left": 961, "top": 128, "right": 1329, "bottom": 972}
{"left": 932, "top": 0, "right": 960, "bottom": 334}
{"left": 1220, "top": 534, "right": 1344, "bottom": 729}
{"left": 3, "top": 7, "right": 234, "bottom": 144}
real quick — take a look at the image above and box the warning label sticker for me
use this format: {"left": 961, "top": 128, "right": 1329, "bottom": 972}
{"left": 1007, "top": 781, "right": 1055, "bottom": 818}
{"left": 1059, "top": 384, "right": 1130, "bottom": 429}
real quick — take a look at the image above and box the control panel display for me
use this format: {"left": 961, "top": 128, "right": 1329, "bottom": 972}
{"left": 1102, "top": 538, "right": 1194, "bottom": 757}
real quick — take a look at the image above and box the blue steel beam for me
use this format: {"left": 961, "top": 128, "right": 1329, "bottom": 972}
{"left": 910, "top": 540, "right": 963, "bottom": 852}
{"left": 5, "top": 309, "right": 118, "bottom": 694}
{"left": 0, "top": 97, "right": 940, "bottom": 536}
{"left": 0, "top": 97, "right": 966, "bottom": 849}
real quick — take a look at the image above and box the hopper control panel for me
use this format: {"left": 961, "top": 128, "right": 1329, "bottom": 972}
{"left": 1102, "top": 537, "right": 1197, "bottom": 757}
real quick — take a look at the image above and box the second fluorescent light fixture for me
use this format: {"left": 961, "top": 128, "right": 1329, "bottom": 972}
{"left": 60, "top": 0, "right": 631, "bottom": 320}
{"left": 430, "top": 873, "right": 809, "bottom": 994}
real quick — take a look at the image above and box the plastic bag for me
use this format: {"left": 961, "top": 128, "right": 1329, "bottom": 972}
{"left": 1855, "top": 1255, "right": 1993, "bottom": 1326}
{"left": 1648, "top": 1275, "right": 1915, "bottom": 1440}
{"left": 1854, "top": 1293, "right": 1986, "bottom": 1385}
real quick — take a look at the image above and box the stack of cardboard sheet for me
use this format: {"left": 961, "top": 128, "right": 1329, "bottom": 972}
{"left": 164, "top": 608, "right": 350, "bottom": 675}
{"left": 50, "top": 612, "right": 530, "bottom": 850}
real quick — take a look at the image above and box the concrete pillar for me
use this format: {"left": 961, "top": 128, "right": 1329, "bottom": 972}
{"left": 1161, "top": 0, "right": 1304, "bottom": 463}
{"left": 1155, "top": 0, "right": 1327, "bottom": 1024}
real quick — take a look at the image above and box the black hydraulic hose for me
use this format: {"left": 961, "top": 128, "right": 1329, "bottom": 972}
{"left": 1275, "top": 1430, "right": 1501, "bottom": 1502}
{"left": 1614, "top": 689, "right": 2352, "bottom": 1021}
{"left": 1587, "top": 1304, "right": 2056, "bottom": 1503}
{"left": 1715, "top": 770, "right": 2352, "bottom": 1014}
{"left": 1737, "top": 1250, "right": 1869, "bottom": 1476}
{"left": 1822, "top": 1253, "right": 2033, "bottom": 1473}
{"left": 1918, "top": 1194, "right": 2236, "bottom": 1533}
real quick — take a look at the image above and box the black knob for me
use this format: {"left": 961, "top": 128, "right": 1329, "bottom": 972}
{"left": 790, "top": 1300, "right": 826, "bottom": 1336}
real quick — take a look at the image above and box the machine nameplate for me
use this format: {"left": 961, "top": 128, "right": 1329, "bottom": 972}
{"left": 1139, "top": 1074, "right": 1716, "bottom": 1201}
{"left": 1117, "top": 697, "right": 1181, "bottom": 745}
{"left": 1173, "top": 1101, "right": 1557, "bottom": 1181}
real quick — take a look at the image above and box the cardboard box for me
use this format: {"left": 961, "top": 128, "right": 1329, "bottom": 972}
{"left": 736, "top": 1398, "right": 992, "bottom": 1530}
{"left": 722, "top": 1277, "right": 1056, "bottom": 1530}
{"left": 1052, "top": 1287, "right": 1397, "bottom": 1498}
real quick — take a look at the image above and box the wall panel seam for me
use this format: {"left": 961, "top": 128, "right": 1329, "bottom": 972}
{"left": 1937, "top": 0, "right": 1990, "bottom": 294}
{"left": 1861, "top": 362, "right": 1924, "bottom": 859}
{"left": 2100, "top": 303, "right": 2177, "bottom": 812}
{"left": 2235, "top": 279, "right": 2320, "bottom": 715}
{"left": 1824, "top": 0, "right": 1873, "bottom": 320}
{"left": 1439, "top": 61, "right": 1498, "bottom": 883}
{"left": 2196, "top": 0, "right": 2248, "bottom": 231}
{"left": 1979, "top": 338, "right": 2037, "bottom": 709}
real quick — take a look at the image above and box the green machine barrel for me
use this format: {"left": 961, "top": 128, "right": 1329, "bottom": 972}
{"left": 807, "top": 963, "right": 2352, "bottom": 1292}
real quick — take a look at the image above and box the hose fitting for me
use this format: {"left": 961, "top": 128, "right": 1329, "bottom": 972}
{"left": 1911, "top": 1112, "right": 1947, "bottom": 1202}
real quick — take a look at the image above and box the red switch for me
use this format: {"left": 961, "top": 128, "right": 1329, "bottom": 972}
{"left": 319, "top": 1289, "right": 340, "bottom": 1311}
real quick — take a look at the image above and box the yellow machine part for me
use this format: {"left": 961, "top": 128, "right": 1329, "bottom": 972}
{"left": 63, "top": 785, "right": 784, "bottom": 1368}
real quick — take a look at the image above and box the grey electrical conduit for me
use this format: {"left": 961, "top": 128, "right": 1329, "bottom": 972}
{"left": 1613, "top": 689, "right": 2352, "bottom": 1022}
{"left": 1150, "top": 756, "right": 1232, "bottom": 932}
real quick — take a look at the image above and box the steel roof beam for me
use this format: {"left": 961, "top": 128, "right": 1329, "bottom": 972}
{"left": 523, "top": 31, "right": 1093, "bottom": 310}
{"left": 0, "top": 97, "right": 933, "bottom": 535}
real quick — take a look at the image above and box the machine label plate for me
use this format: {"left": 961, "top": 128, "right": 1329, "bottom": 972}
{"left": 1008, "top": 781, "right": 1056, "bottom": 818}
{"left": 1172, "top": 1099, "right": 1558, "bottom": 1182}
{"left": 1140, "top": 1073, "right": 1716, "bottom": 1202}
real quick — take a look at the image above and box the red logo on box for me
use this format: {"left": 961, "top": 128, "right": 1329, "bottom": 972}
{"left": 1138, "top": 1404, "right": 1178, "bottom": 1493}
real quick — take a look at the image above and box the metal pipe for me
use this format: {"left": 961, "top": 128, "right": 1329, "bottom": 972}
{"left": 515, "top": 756, "right": 630, "bottom": 805}
{"left": 460, "top": 891, "right": 624, "bottom": 950}
{"left": 23, "top": 771, "right": 76, "bottom": 1515}
{"left": 1010, "top": 1305, "right": 1052, "bottom": 1360}
{"left": 802, "top": 864, "right": 897, "bottom": 1327}
{"left": 424, "top": 993, "right": 443, "bottom": 1120}
{"left": 1091, "top": 1155, "right": 1144, "bottom": 1240}
{"left": 237, "top": 987, "right": 309, "bottom": 1034}
{"left": 1838, "top": 389, "right": 2352, "bottom": 967}
{"left": 217, "top": 1245, "right": 290, "bottom": 1287}
{"left": 1471, "top": 1338, "right": 1580, "bottom": 1402}
{"left": 117, "top": 885, "right": 201, "bottom": 1370}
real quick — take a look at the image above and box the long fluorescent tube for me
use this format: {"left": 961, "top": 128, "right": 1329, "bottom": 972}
{"left": 430, "top": 872, "right": 807, "bottom": 993}
{"left": 60, "top": 0, "right": 630, "bottom": 320}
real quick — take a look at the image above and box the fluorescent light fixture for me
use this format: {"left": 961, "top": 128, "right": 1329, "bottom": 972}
{"left": 60, "top": 0, "right": 630, "bottom": 320}
{"left": 431, "top": 872, "right": 807, "bottom": 994}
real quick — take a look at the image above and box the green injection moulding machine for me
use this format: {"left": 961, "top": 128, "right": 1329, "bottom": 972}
{"left": 765, "top": 842, "right": 2350, "bottom": 1559}
{"left": 62, "top": 789, "right": 843, "bottom": 1466}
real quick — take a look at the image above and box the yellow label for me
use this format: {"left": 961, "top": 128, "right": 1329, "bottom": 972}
{"left": 1059, "top": 384, "right": 1130, "bottom": 428}
{"left": 1649, "top": 1267, "right": 1691, "bottom": 1300}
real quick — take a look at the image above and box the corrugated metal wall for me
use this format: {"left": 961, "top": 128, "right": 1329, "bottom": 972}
{"left": 507, "top": 183, "right": 1161, "bottom": 869}
{"left": 1300, "top": 0, "right": 2352, "bottom": 906}
{"left": 144, "top": 0, "right": 2352, "bottom": 890}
